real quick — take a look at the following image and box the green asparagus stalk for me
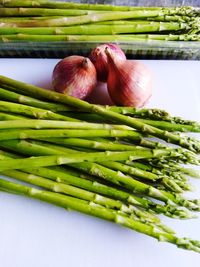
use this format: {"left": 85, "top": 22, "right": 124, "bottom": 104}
{"left": 0, "top": 119, "right": 134, "bottom": 131}
{"left": 3, "top": 166, "right": 178, "bottom": 233}
{"left": 97, "top": 161, "right": 186, "bottom": 193}
{"left": 7, "top": 170, "right": 174, "bottom": 233}
{"left": 39, "top": 141, "right": 193, "bottom": 192}
{"left": 126, "top": 161, "right": 190, "bottom": 180}
{"left": 42, "top": 137, "right": 145, "bottom": 151}
{"left": 0, "top": 115, "right": 162, "bottom": 154}
{"left": 1, "top": 141, "right": 194, "bottom": 219}
{"left": 0, "top": 0, "right": 162, "bottom": 11}
{"left": 0, "top": 87, "right": 72, "bottom": 112}
{"left": 137, "top": 118, "right": 200, "bottom": 132}
{"left": 0, "top": 22, "right": 189, "bottom": 35}
{"left": 147, "top": 15, "right": 194, "bottom": 22}
{"left": 0, "top": 145, "right": 191, "bottom": 219}
{"left": 71, "top": 161, "right": 198, "bottom": 208}
{"left": 59, "top": 107, "right": 200, "bottom": 128}
{"left": 0, "top": 16, "right": 66, "bottom": 22}
{"left": 0, "top": 128, "right": 143, "bottom": 141}
{"left": 143, "top": 160, "right": 200, "bottom": 179}
{"left": 29, "top": 140, "right": 192, "bottom": 191}
{"left": 0, "top": 146, "right": 185, "bottom": 172}
{"left": 0, "top": 10, "right": 173, "bottom": 28}
{"left": 0, "top": 7, "right": 111, "bottom": 17}
{"left": 1, "top": 139, "right": 198, "bottom": 210}
{"left": 0, "top": 142, "right": 195, "bottom": 219}
{"left": 29, "top": 165, "right": 196, "bottom": 219}
{"left": 1, "top": 178, "right": 200, "bottom": 253}
{"left": 94, "top": 17, "right": 191, "bottom": 24}
{"left": 0, "top": 100, "right": 78, "bottom": 121}
{"left": 1, "top": 129, "right": 198, "bottom": 165}
{"left": 0, "top": 88, "right": 183, "bottom": 124}
{"left": 2, "top": 168, "right": 130, "bottom": 211}
{"left": 100, "top": 106, "right": 170, "bottom": 118}
{"left": 8, "top": 137, "right": 199, "bottom": 171}
{"left": 59, "top": 106, "right": 199, "bottom": 131}
{"left": 36, "top": 166, "right": 197, "bottom": 217}
{"left": 134, "top": 160, "right": 198, "bottom": 191}
{"left": 0, "top": 1, "right": 198, "bottom": 16}
{"left": 0, "top": 76, "right": 199, "bottom": 152}
{"left": 1, "top": 33, "right": 199, "bottom": 42}
{"left": 45, "top": 136, "right": 200, "bottom": 165}
{"left": 61, "top": 112, "right": 200, "bottom": 132}
{"left": 0, "top": 112, "right": 25, "bottom": 120}
{"left": 0, "top": 1, "right": 191, "bottom": 14}
{"left": 5, "top": 169, "right": 163, "bottom": 226}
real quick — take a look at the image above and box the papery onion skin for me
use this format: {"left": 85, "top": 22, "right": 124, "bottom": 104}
{"left": 52, "top": 55, "right": 97, "bottom": 100}
{"left": 106, "top": 49, "right": 153, "bottom": 108}
{"left": 89, "top": 43, "right": 126, "bottom": 83}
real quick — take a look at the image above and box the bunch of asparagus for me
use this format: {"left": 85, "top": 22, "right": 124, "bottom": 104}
{"left": 0, "top": 0, "right": 199, "bottom": 42}
{"left": 0, "top": 75, "right": 200, "bottom": 252}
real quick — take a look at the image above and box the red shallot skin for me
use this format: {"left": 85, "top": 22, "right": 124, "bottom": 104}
{"left": 89, "top": 43, "right": 126, "bottom": 82}
{"left": 52, "top": 55, "right": 97, "bottom": 100}
{"left": 106, "top": 50, "right": 153, "bottom": 107}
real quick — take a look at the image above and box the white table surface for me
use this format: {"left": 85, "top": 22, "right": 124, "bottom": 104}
{"left": 0, "top": 59, "right": 200, "bottom": 267}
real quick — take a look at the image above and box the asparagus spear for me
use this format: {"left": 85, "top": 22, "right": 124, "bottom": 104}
{"left": 147, "top": 15, "right": 194, "bottom": 22}
{"left": 28, "top": 165, "right": 196, "bottom": 219}
{"left": 0, "top": 76, "right": 199, "bottom": 152}
{"left": 0, "top": 128, "right": 143, "bottom": 141}
{"left": 0, "top": 146, "right": 184, "bottom": 172}
{"left": 28, "top": 140, "right": 192, "bottom": 191}
{"left": 1, "top": 139, "right": 198, "bottom": 210}
{"left": 92, "top": 161, "right": 185, "bottom": 193}
{"left": 0, "top": 0, "right": 163, "bottom": 11}
{"left": 0, "top": 100, "right": 78, "bottom": 121}
{"left": 0, "top": 143, "right": 194, "bottom": 219}
{"left": 0, "top": 88, "right": 171, "bottom": 120}
{"left": 0, "top": 22, "right": 189, "bottom": 35}
{"left": 0, "top": 10, "right": 172, "bottom": 27}
{"left": 1, "top": 109, "right": 196, "bottom": 165}
{"left": 0, "top": 112, "right": 25, "bottom": 120}
{"left": 144, "top": 160, "right": 200, "bottom": 179}
{"left": 31, "top": 165, "right": 196, "bottom": 219}
{"left": 0, "top": 7, "right": 111, "bottom": 17}
{"left": 3, "top": 165, "right": 177, "bottom": 233}
{"left": 61, "top": 112, "right": 200, "bottom": 132}
{"left": 3, "top": 86, "right": 198, "bottom": 128}
{"left": 1, "top": 33, "right": 199, "bottom": 42}
{"left": 0, "top": 1, "right": 198, "bottom": 16}
{"left": 0, "top": 87, "right": 72, "bottom": 112}
{"left": 0, "top": 119, "right": 134, "bottom": 131}
{"left": 42, "top": 137, "right": 145, "bottom": 151}
{"left": 94, "top": 17, "right": 192, "bottom": 24}
{"left": 5, "top": 168, "right": 160, "bottom": 223}
{"left": 1, "top": 178, "right": 200, "bottom": 253}
{"left": 137, "top": 118, "right": 200, "bottom": 132}
{"left": 11, "top": 139, "right": 198, "bottom": 182}
{"left": 1, "top": 128, "right": 198, "bottom": 165}
{"left": 0, "top": 86, "right": 199, "bottom": 132}
{"left": 41, "top": 137, "right": 200, "bottom": 166}
{"left": 126, "top": 161, "right": 193, "bottom": 181}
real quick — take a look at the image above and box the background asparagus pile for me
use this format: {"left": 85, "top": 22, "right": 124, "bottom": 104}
{"left": 0, "top": 0, "right": 199, "bottom": 42}
{"left": 0, "top": 75, "right": 200, "bottom": 252}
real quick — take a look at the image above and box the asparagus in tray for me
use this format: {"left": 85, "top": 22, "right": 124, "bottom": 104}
{"left": 0, "top": 1, "right": 199, "bottom": 43}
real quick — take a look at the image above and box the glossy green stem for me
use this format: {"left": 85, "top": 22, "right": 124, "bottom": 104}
{"left": 0, "top": 76, "right": 199, "bottom": 152}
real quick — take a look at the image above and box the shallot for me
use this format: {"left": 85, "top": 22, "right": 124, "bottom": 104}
{"left": 89, "top": 43, "right": 126, "bottom": 82}
{"left": 52, "top": 55, "right": 97, "bottom": 100}
{"left": 105, "top": 48, "right": 153, "bottom": 107}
